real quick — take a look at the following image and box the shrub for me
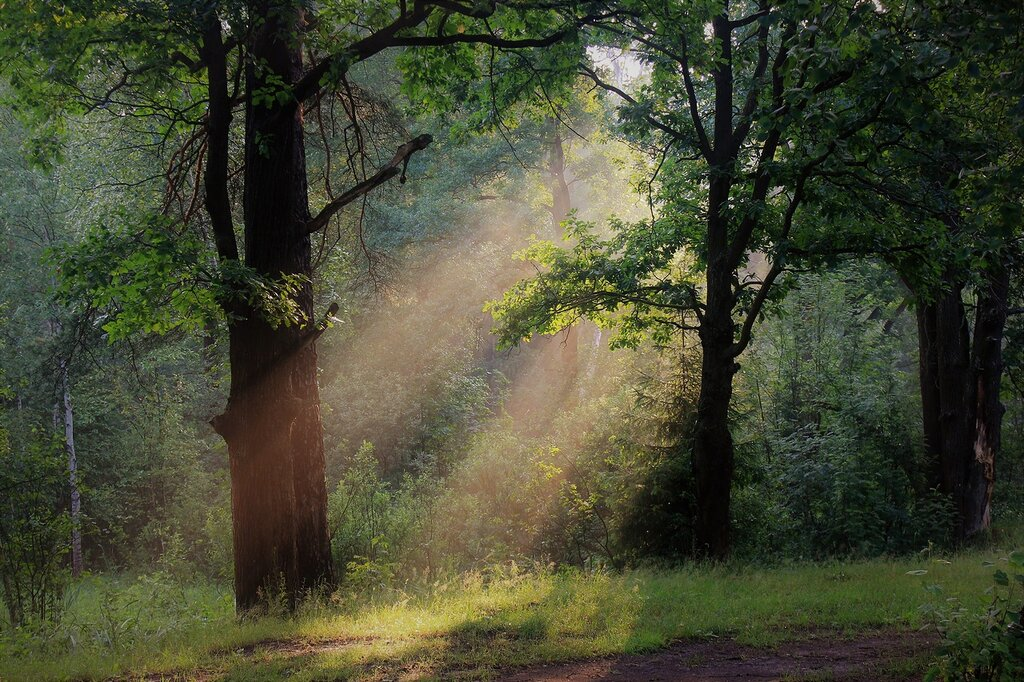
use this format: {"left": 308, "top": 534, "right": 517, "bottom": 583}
{"left": 0, "top": 428, "right": 71, "bottom": 628}
{"left": 924, "top": 551, "right": 1024, "bottom": 681}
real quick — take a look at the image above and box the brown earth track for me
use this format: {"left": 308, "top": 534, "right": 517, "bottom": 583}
{"left": 113, "top": 628, "right": 936, "bottom": 681}
{"left": 496, "top": 629, "right": 937, "bottom": 682}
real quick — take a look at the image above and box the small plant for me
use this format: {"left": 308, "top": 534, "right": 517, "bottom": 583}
{"left": 923, "top": 550, "right": 1024, "bottom": 681}
{"left": 0, "top": 428, "right": 71, "bottom": 628}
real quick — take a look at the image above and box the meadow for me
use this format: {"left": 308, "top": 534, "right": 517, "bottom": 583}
{"left": 4, "top": 530, "right": 1021, "bottom": 681}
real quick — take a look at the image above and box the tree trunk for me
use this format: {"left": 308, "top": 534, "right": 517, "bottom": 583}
{"left": 548, "top": 122, "right": 578, "bottom": 389}
{"left": 913, "top": 263, "right": 1009, "bottom": 542}
{"left": 933, "top": 282, "right": 977, "bottom": 539}
{"left": 504, "top": 122, "right": 578, "bottom": 433}
{"left": 49, "top": 313, "right": 82, "bottom": 578}
{"left": 692, "top": 292, "right": 736, "bottom": 559}
{"left": 690, "top": 11, "right": 743, "bottom": 560}
{"left": 967, "top": 263, "right": 1009, "bottom": 537}
{"left": 60, "top": 362, "right": 82, "bottom": 578}
{"left": 213, "top": 1, "right": 332, "bottom": 611}
{"left": 549, "top": 123, "right": 571, "bottom": 235}
{"left": 916, "top": 300, "right": 943, "bottom": 489}
{"left": 692, "top": 177, "right": 736, "bottom": 559}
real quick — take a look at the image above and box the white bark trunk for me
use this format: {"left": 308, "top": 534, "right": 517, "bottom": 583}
{"left": 61, "top": 361, "right": 82, "bottom": 577}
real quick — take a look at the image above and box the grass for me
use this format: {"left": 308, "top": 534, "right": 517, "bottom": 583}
{"left": 2, "top": 535, "right": 1021, "bottom": 681}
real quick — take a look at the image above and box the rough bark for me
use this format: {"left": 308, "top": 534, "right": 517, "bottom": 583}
{"left": 967, "top": 263, "right": 1009, "bottom": 537}
{"left": 912, "top": 262, "right": 1009, "bottom": 542}
{"left": 212, "top": 1, "right": 332, "bottom": 611}
{"left": 691, "top": 175, "right": 736, "bottom": 558}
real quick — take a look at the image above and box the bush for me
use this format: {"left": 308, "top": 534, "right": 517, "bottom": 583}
{"left": 924, "top": 551, "right": 1024, "bottom": 681}
{"left": 737, "top": 265, "right": 956, "bottom": 560}
{"left": 0, "top": 572, "right": 231, "bottom": 662}
{"left": 0, "top": 428, "right": 71, "bottom": 628}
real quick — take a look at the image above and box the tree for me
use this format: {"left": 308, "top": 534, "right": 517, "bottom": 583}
{"left": 0, "top": 105, "right": 95, "bottom": 580}
{"left": 830, "top": 1, "right": 1024, "bottom": 541}
{"left": 906, "top": 2, "right": 1022, "bottom": 543}
{"left": 1, "top": 0, "right": 584, "bottom": 609}
{"left": 492, "top": 0, "right": 940, "bottom": 557}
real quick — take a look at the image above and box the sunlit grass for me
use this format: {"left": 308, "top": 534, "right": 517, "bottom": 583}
{"left": 2, "top": 530, "right": 1021, "bottom": 681}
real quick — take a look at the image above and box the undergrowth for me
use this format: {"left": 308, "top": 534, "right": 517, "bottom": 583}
{"left": 3, "top": 535, "right": 1023, "bottom": 681}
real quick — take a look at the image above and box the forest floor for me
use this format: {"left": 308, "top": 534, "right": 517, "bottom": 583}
{"left": 496, "top": 628, "right": 935, "bottom": 681}
{"left": 4, "top": 540, "right": 1020, "bottom": 681}
{"left": 198, "top": 626, "right": 935, "bottom": 681}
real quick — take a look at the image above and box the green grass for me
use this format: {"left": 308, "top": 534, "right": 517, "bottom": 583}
{"left": 2, "top": 537, "right": 1021, "bottom": 681}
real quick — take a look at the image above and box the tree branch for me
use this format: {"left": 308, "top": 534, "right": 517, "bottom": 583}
{"left": 729, "top": 8, "right": 771, "bottom": 29}
{"left": 679, "top": 36, "right": 712, "bottom": 159}
{"left": 578, "top": 63, "right": 687, "bottom": 141}
{"left": 292, "top": 1, "right": 577, "bottom": 104}
{"left": 293, "top": 5, "right": 432, "bottom": 104}
{"left": 729, "top": 174, "right": 807, "bottom": 357}
{"left": 200, "top": 18, "right": 238, "bottom": 263}
{"left": 305, "top": 134, "right": 433, "bottom": 235}
{"left": 732, "top": 7, "right": 779, "bottom": 151}
{"left": 390, "top": 29, "right": 571, "bottom": 48}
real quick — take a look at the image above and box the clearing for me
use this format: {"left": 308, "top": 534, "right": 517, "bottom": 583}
{"left": 3, "top": 550, "right": 1008, "bottom": 681}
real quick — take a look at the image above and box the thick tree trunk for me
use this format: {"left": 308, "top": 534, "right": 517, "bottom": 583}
{"left": 692, "top": 292, "right": 736, "bottom": 558}
{"left": 692, "top": 178, "right": 736, "bottom": 559}
{"left": 934, "top": 282, "right": 976, "bottom": 540}
{"left": 913, "top": 263, "right": 1009, "bottom": 542}
{"left": 213, "top": 1, "right": 332, "bottom": 611}
{"left": 967, "top": 263, "right": 1009, "bottom": 537}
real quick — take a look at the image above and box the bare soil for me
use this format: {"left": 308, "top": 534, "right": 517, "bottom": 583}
{"left": 117, "top": 628, "right": 936, "bottom": 681}
{"left": 497, "top": 629, "right": 937, "bottom": 682}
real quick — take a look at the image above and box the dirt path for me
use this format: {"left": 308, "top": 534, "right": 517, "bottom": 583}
{"left": 117, "top": 628, "right": 936, "bottom": 681}
{"left": 498, "top": 630, "right": 936, "bottom": 682}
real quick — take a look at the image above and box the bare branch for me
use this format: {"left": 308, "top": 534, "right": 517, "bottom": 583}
{"left": 729, "top": 175, "right": 807, "bottom": 357}
{"left": 578, "top": 63, "right": 688, "bottom": 142}
{"left": 305, "top": 134, "right": 433, "bottom": 235}
{"left": 679, "top": 36, "right": 712, "bottom": 158}
{"left": 390, "top": 29, "right": 571, "bottom": 49}
{"left": 729, "top": 8, "right": 771, "bottom": 29}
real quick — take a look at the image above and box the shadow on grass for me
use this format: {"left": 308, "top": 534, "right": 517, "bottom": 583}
{"left": 210, "top": 560, "right": 970, "bottom": 682}
{"left": 217, "top": 575, "right": 660, "bottom": 681}
{"left": 8, "top": 549, "right": 1001, "bottom": 681}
